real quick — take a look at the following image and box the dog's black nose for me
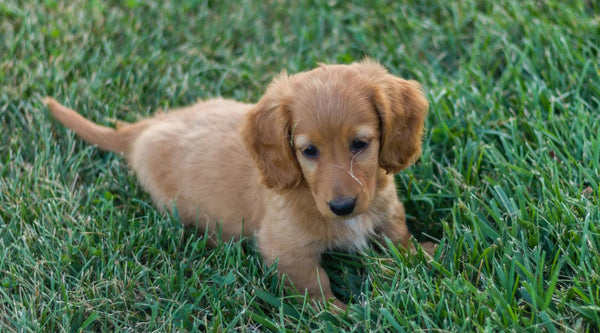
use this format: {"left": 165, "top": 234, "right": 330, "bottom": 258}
{"left": 328, "top": 197, "right": 357, "bottom": 216}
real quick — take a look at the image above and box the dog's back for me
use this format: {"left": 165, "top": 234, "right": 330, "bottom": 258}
{"left": 45, "top": 98, "right": 265, "bottom": 239}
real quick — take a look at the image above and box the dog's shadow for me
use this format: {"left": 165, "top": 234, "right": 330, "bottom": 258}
{"left": 321, "top": 251, "right": 366, "bottom": 304}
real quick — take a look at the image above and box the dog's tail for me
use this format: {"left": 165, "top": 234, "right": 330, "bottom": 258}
{"left": 43, "top": 97, "right": 148, "bottom": 155}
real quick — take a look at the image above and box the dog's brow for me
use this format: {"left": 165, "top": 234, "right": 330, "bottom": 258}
{"left": 355, "top": 127, "right": 376, "bottom": 138}
{"left": 294, "top": 134, "right": 311, "bottom": 148}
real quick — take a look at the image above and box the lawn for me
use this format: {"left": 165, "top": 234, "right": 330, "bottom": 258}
{"left": 1, "top": 0, "right": 599, "bottom": 331}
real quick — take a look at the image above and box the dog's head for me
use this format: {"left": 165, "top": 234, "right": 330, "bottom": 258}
{"left": 242, "top": 60, "right": 428, "bottom": 219}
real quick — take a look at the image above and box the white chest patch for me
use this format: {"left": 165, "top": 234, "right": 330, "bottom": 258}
{"left": 330, "top": 215, "right": 375, "bottom": 251}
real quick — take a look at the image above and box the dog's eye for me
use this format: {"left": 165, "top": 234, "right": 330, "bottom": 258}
{"left": 302, "top": 145, "right": 319, "bottom": 158}
{"left": 351, "top": 139, "right": 368, "bottom": 153}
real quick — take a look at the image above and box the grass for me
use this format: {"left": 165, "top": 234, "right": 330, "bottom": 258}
{"left": 1, "top": 0, "right": 599, "bottom": 331}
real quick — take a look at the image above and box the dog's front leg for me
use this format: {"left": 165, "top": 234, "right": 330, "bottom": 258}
{"left": 377, "top": 200, "right": 412, "bottom": 247}
{"left": 279, "top": 253, "right": 346, "bottom": 310}
{"left": 257, "top": 231, "right": 346, "bottom": 310}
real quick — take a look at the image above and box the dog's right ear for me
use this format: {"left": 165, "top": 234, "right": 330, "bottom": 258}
{"left": 241, "top": 74, "right": 302, "bottom": 191}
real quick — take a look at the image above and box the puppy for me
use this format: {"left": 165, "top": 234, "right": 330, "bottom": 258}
{"left": 44, "top": 60, "right": 432, "bottom": 309}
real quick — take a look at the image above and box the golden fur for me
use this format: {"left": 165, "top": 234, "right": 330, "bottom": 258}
{"left": 44, "top": 60, "right": 433, "bottom": 309}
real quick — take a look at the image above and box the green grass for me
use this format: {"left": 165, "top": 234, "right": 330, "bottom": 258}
{"left": 1, "top": 0, "right": 599, "bottom": 331}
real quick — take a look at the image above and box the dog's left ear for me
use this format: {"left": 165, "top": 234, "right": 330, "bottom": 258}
{"left": 241, "top": 74, "right": 303, "bottom": 191}
{"left": 371, "top": 76, "right": 429, "bottom": 174}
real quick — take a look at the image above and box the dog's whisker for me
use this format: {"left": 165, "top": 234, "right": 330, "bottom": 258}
{"left": 347, "top": 170, "right": 366, "bottom": 193}
{"left": 349, "top": 152, "right": 367, "bottom": 193}
{"left": 330, "top": 155, "right": 367, "bottom": 193}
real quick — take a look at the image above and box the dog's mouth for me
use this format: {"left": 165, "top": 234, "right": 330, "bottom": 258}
{"left": 327, "top": 212, "right": 361, "bottom": 221}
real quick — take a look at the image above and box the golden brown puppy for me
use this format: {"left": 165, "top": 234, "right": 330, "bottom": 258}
{"left": 44, "top": 60, "right": 433, "bottom": 309}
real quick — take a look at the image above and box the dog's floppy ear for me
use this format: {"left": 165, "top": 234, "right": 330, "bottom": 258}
{"left": 242, "top": 74, "right": 302, "bottom": 190}
{"left": 370, "top": 71, "right": 429, "bottom": 174}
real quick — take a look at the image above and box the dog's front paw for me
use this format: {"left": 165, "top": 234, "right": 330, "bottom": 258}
{"left": 332, "top": 297, "right": 348, "bottom": 311}
{"left": 418, "top": 241, "right": 437, "bottom": 256}
{"left": 319, "top": 297, "right": 347, "bottom": 313}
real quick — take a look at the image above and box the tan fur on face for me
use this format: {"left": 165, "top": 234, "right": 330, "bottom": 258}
{"left": 44, "top": 60, "right": 431, "bottom": 310}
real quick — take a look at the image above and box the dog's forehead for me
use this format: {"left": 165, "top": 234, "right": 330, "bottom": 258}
{"left": 290, "top": 101, "right": 379, "bottom": 149}
{"left": 290, "top": 97, "right": 378, "bottom": 139}
{"left": 288, "top": 71, "right": 379, "bottom": 137}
